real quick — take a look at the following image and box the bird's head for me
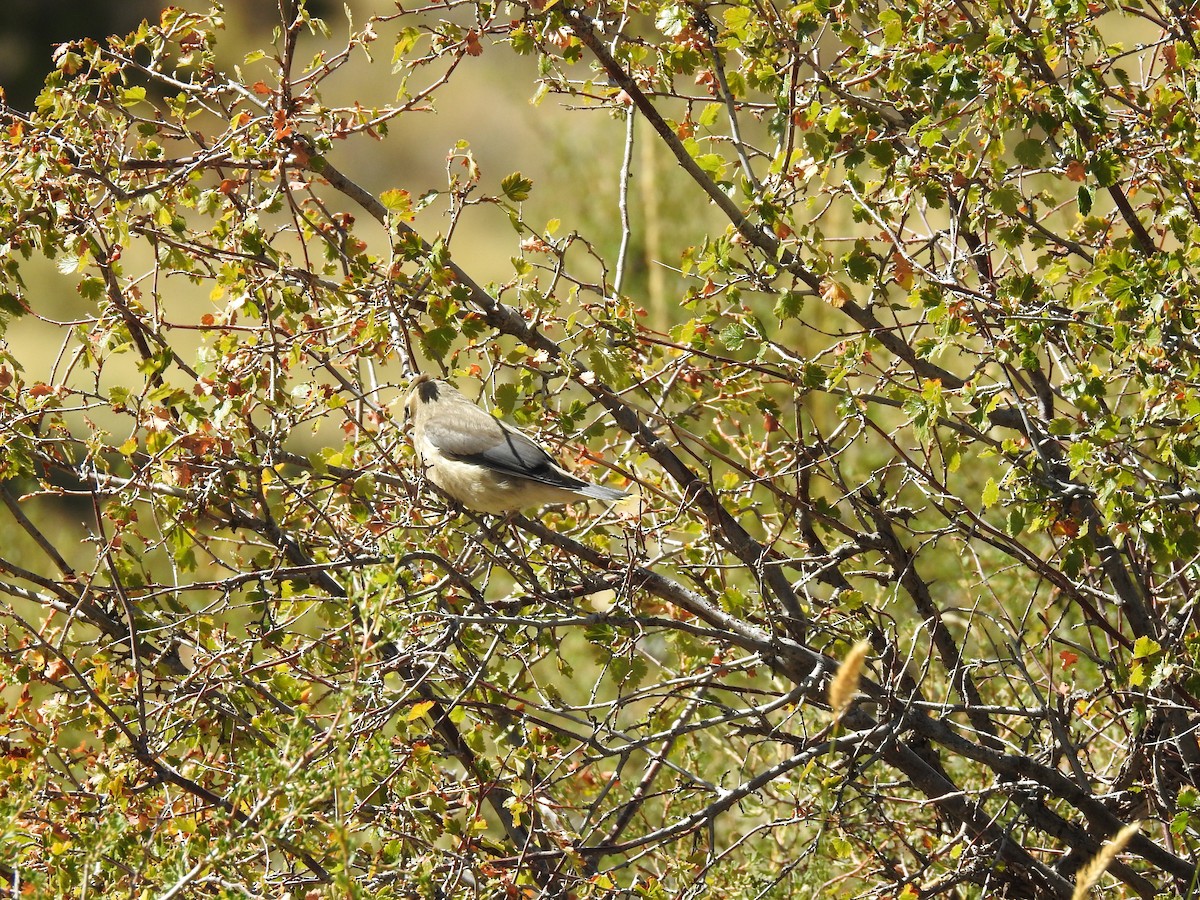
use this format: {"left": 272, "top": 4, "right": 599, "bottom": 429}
{"left": 405, "top": 373, "right": 442, "bottom": 421}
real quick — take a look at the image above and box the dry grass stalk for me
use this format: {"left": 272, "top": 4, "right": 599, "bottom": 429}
{"left": 829, "top": 639, "right": 871, "bottom": 724}
{"left": 1070, "top": 821, "right": 1141, "bottom": 900}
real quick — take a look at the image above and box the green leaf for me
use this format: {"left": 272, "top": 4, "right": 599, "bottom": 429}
{"left": 1171, "top": 810, "right": 1192, "bottom": 836}
{"left": 1007, "top": 508, "right": 1025, "bottom": 536}
{"left": 585, "top": 622, "right": 618, "bottom": 646}
{"left": 844, "top": 242, "right": 876, "bottom": 283}
{"left": 655, "top": 3, "right": 688, "bottom": 37}
{"left": 990, "top": 184, "right": 1021, "bottom": 216}
{"left": 1077, "top": 186, "right": 1092, "bottom": 215}
{"left": 0, "top": 291, "right": 27, "bottom": 322}
{"left": 1013, "top": 139, "right": 1045, "bottom": 167}
{"left": 392, "top": 26, "right": 422, "bottom": 60}
{"left": 692, "top": 153, "right": 726, "bottom": 179}
{"left": 697, "top": 103, "right": 721, "bottom": 127}
{"left": 773, "top": 291, "right": 805, "bottom": 319}
{"left": 500, "top": 172, "right": 533, "bottom": 202}
{"left": 866, "top": 140, "right": 895, "bottom": 168}
{"left": 495, "top": 382, "right": 518, "bottom": 414}
{"left": 879, "top": 9, "right": 903, "bottom": 43}
{"left": 77, "top": 278, "right": 104, "bottom": 302}
{"left": 982, "top": 477, "right": 1000, "bottom": 508}
{"left": 919, "top": 127, "right": 942, "bottom": 148}
{"left": 1047, "top": 417, "right": 1074, "bottom": 437}
{"left": 1089, "top": 151, "right": 1120, "bottom": 187}
{"left": 611, "top": 653, "right": 647, "bottom": 688}
{"left": 420, "top": 325, "right": 456, "bottom": 360}
{"left": 720, "top": 323, "right": 746, "bottom": 350}
{"left": 723, "top": 6, "right": 752, "bottom": 35}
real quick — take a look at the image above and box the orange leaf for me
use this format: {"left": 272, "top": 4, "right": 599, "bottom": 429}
{"left": 272, "top": 109, "right": 292, "bottom": 140}
{"left": 1051, "top": 518, "right": 1080, "bottom": 538}
{"left": 44, "top": 659, "right": 70, "bottom": 681}
{"left": 820, "top": 278, "right": 851, "bottom": 309}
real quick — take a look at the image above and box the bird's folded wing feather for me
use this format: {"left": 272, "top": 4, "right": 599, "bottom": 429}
{"left": 423, "top": 416, "right": 587, "bottom": 490}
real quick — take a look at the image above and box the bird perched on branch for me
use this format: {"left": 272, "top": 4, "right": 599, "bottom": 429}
{"left": 404, "top": 374, "right": 630, "bottom": 513}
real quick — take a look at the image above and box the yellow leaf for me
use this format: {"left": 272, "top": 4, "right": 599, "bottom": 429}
{"left": 982, "top": 477, "right": 1000, "bottom": 508}
{"left": 407, "top": 700, "right": 436, "bottom": 721}
{"left": 380, "top": 188, "right": 412, "bottom": 217}
{"left": 1044, "top": 43, "right": 1061, "bottom": 71}
{"left": 1129, "top": 662, "right": 1146, "bottom": 687}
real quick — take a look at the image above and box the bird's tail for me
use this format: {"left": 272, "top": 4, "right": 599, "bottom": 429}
{"left": 578, "top": 483, "right": 630, "bottom": 503}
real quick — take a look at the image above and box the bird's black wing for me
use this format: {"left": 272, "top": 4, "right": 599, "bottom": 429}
{"left": 423, "top": 416, "right": 588, "bottom": 490}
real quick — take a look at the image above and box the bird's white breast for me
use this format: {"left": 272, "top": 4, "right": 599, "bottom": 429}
{"left": 416, "top": 434, "right": 579, "bottom": 513}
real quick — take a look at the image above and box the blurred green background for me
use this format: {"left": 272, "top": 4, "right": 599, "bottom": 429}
{"left": 3, "top": 0, "right": 727, "bottom": 341}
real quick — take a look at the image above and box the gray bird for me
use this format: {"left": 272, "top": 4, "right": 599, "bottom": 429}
{"left": 405, "top": 375, "right": 631, "bottom": 513}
